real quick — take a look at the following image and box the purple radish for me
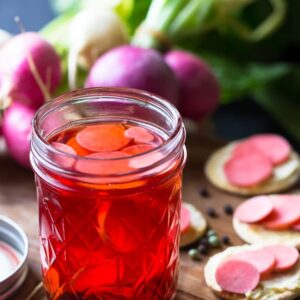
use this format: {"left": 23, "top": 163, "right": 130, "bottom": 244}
{"left": 2, "top": 101, "right": 35, "bottom": 168}
{"left": 85, "top": 45, "right": 179, "bottom": 105}
{"left": 164, "top": 50, "right": 219, "bottom": 121}
{"left": 0, "top": 32, "right": 62, "bottom": 109}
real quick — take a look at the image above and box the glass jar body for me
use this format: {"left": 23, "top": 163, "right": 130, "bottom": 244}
{"left": 31, "top": 88, "right": 186, "bottom": 300}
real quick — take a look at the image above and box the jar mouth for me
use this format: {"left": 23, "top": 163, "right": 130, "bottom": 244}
{"left": 31, "top": 87, "right": 186, "bottom": 178}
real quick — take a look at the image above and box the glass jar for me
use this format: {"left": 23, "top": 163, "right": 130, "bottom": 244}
{"left": 30, "top": 87, "right": 186, "bottom": 300}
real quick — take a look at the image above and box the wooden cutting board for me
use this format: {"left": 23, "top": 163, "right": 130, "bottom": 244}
{"left": 1, "top": 132, "right": 298, "bottom": 300}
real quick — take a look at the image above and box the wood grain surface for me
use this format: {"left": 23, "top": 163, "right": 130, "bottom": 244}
{"left": 1, "top": 131, "right": 298, "bottom": 300}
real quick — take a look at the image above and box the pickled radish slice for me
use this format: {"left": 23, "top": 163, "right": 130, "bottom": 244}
{"left": 234, "top": 196, "right": 274, "bottom": 223}
{"left": 260, "top": 196, "right": 300, "bottom": 230}
{"left": 122, "top": 144, "right": 155, "bottom": 155}
{"left": 52, "top": 142, "right": 76, "bottom": 155}
{"left": 216, "top": 260, "right": 260, "bottom": 294}
{"left": 125, "top": 126, "right": 154, "bottom": 144}
{"left": 234, "top": 134, "right": 291, "bottom": 165}
{"left": 100, "top": 200, "right": 157, "bottom": 253}
{"left": 224, "top": 151, "right": 273, "bottom": 187}
{"left": 262, "top": 245, "right": 299, "bottom": 271}
{"left": 230, "top": 249, "right": 275, "bottom": 277}
{"left": 129, "top": 151, "right": 163, "bottom": 169}
{"left": 180, "top": 204, "right": 191, "bottom": 233}
{"left": 75, "top": 151, "right": 131, "bottom": 175}
{"left": 67, "top": 136, "right": 91, "bottom": 156}
{"left": 76, "top": 124, "right": 131, "bottom": 152}
{"left": 52, "top": 142, "right": 76, "bottom": 168}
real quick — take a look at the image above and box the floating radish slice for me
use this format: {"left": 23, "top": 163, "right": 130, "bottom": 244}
{"left": 234, "top": 196, "right": 274, "bottom": 223}
{"left": 129, "top": 151, "right": 163, "bottom": 169}
{"left": 76, "top": 124, "right": 131, "bottom": 152}
{"left": 125, "top": 126, "right": 154, "bottom": 144}
{"left": 262, "top": 245, "right": 299, "bottom": 271}
{"left": 216, "top": 260, "right": 260, "bottom": 294}
{"left": 52, "top": 142, "right": 76, "bottom": 168}
{"left": 234, "top": 134, "right": 291, "bottom": 166}
{"left": 99, "top": 200, "right": 159, "bottom": 253}
{"left": 180, "top": 204, "right": 191, "bottom": 233}
{"left": 67, "top": 136, "right": 92, "bottom": 156}
{"left": 224, "top": 151, "right": 273, "bottom": 187}
{"left": 230, "top": 249, "right": 275, "bottom": 277}
{"left": 122, "top": 144, "right": 155, "bottom": 155}
{"left": 260, "top": 196, "right": 300, "bottom": 230}
{"left": 75, "top": 151, "right": 131, "bottom": 175}
{"left": 52, "top": 142, "right": 76, "bottom": 155}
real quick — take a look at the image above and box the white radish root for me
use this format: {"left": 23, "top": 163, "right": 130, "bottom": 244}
{"left": 68, "top": 9, "right": 128, "bottom": 90}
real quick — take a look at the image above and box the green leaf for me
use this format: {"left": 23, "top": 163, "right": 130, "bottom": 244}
{"left": 202, "top": 53, "right": 290, "bottom": 104}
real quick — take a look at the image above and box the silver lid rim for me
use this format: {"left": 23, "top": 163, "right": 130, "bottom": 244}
{"left": 0, "top": 215, "right": 29, "bottom": 292}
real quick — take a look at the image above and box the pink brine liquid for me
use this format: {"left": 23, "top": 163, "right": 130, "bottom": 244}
{"left": 38, "top": 122, "right": 182, "bottom": 300}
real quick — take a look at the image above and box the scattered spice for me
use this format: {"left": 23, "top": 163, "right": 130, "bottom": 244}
{"left": 206, "top": 207, "right": 218, "bottom": 218}
{"left": 221, "top": 235, "right": 231, "bottom": 245}
{"left": 223, "top": 204, "right": 233, "bottom": 215}
{"left": 198, "top": 243, "right": 209, "bottom": 255}
{"left": 208, "top": 235, "right": 220, "bottom": 247}
{"left": 188, "top": 248, "right": 201, "bottom": 261}
{"left": 199, "top": 187, "right": 210, "bottom": 198}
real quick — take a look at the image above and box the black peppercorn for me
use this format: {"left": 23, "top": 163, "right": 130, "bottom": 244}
{"left": 223, "top": 205, "right": 233, "bottom": 215}
{"left": 199, "top": 188, "right": 210, "bottom": 198}
{"left": 221, "top": 235, "right": 230, "bottom": 245}
{"left": 207, "top": 207, "right": 218, "bottom": 218}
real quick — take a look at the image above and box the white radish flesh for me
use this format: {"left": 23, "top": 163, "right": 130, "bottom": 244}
{"left": 68, "top": 9, "right": 128, "bottom": 89}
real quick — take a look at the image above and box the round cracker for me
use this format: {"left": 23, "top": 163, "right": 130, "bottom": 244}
{"left": 180, "top": 203, "right": 207, "bottom": 248}
{"left": 205, "top": 244, "right": 300, "bottom": 300}
{"left": 205, "top": 142, "right": 300, "bottom": 196}
{"left": 233, "top": 217, "right": 300, "bottom": 249}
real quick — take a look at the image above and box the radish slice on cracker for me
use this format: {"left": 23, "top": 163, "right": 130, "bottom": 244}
{"left": 180, "top": 203, "right": 207, "bottom": 248}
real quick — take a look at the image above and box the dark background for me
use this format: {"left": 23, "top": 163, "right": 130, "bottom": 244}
{"left": 0, "top": 0, "right": 285, "bottom": 142}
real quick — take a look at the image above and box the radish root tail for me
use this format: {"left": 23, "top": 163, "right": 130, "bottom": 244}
{"left": 68, "top": 48, "right": 78, "bottom": 90}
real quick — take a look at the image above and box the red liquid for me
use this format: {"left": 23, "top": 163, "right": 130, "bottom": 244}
{"left": 38, "top": 122, "right": 182, "bottom": 300}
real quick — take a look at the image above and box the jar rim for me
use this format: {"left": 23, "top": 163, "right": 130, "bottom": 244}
{"left": 31, "top": 87, "right": 186, "bottom": 178}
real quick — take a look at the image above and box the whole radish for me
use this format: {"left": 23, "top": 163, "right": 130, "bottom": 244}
{"left": 2, "top": 101, "right": 35, "bottom": 168}
{"left": 164, "top": 50, "right": 219, "bottom": 121}
{"left": 0, "top": 32, "right": 62, "bottom": 110}
{"left": 85, "top": 45, "right": 179, "bottom": 105}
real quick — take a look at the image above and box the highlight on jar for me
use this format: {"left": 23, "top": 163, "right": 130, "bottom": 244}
{"left": 30, "top": 88, "right": 186, "bottom": 299}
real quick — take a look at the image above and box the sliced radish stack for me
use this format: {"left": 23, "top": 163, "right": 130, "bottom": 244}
{"left": 235, "top": 195, "right": 300, "bottom": 232}
{"left": 224, "top": 151, "right": 273, "bottom": 187}
{"left": 216, "top": 260, "right": 260, "bottom": 294}
{"left": 234, "top": 196, "right": 274, "bottom": 223}
{"left": 215, "top": 245, "right": 299, "bottom": 294}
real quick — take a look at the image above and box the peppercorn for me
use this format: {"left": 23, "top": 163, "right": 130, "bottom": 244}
{"left": 221, "top": 235, "right": 231, "bottom": 245}
{"left": 224, "top": 205, "right": 233, "bottom": 215}
{"left": 208, "top": 235, "right": 220, "bottom": 247}
{"left": 207, "top": 229, "right": 217, "bottom": 237}
{"left": 188, "top": 248, "right": 201, "bottom": 261}
{"left": 206, "top": 207, "right": 218, "bottom": 218}
{"left": 198, "top": 243, "right": 209, "bottom": 255}
{"left": 199, "top": 188, "right": 210, "bottom": 198}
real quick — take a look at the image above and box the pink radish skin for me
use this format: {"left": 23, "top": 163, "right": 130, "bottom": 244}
{"left": 0, "top": 32, "right": 61, "bottom": 109}
{"left": 2, "top": 101, "right": 35, "bottom": 168}
{"left": 85, "top": 45, "right": 179, "bottom": 105}
{"left": 164, "top": 50, "right": 219, "bottom": 121}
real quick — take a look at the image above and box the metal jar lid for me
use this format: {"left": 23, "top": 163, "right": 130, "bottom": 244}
{"left": 0, "top": 215, "right": 29, "bottom": 299}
